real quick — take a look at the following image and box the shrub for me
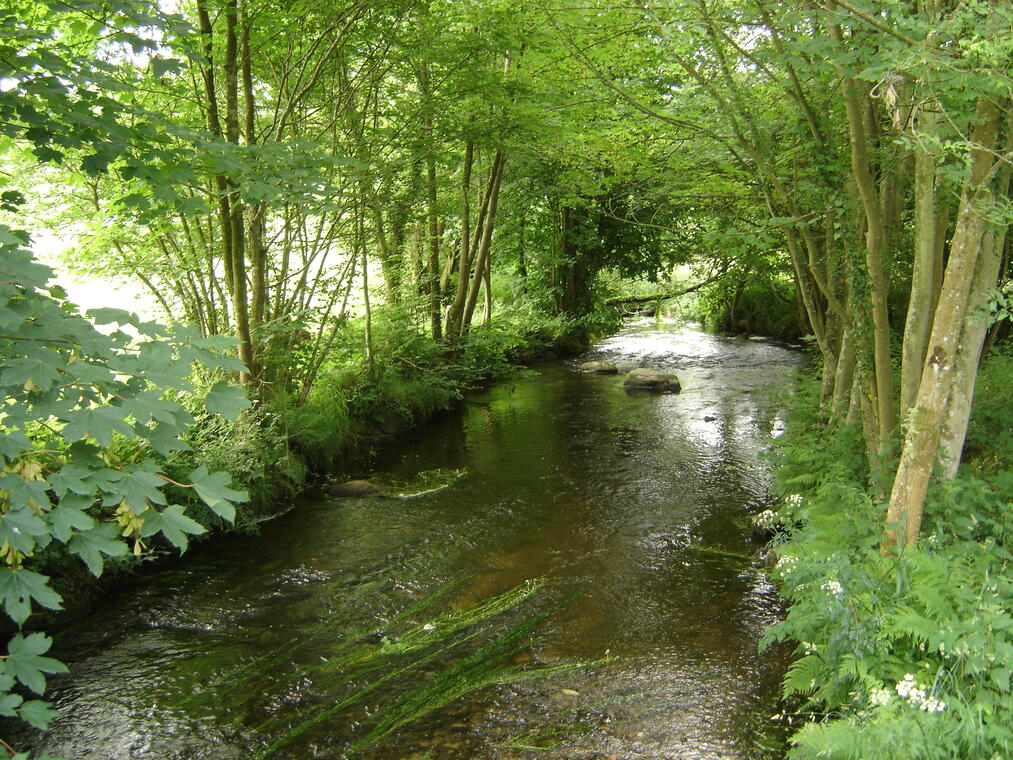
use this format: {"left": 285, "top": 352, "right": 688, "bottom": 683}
{"left": 762, "top": 362, "right": 1013, "bottom": 760}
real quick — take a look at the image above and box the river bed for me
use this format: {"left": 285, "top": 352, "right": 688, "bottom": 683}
{"left": 12, "top": 322, "right": 803, "bottom": 759}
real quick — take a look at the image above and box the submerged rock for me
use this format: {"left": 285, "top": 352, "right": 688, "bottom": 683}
{"left": 580, "top": 360, "right": 619, "bottom": 374}
{"left": 623, "top": 368, "right": 682, "bottom": 392}
{"left": 328, "top": 479, "right": 386, "bottom": 498}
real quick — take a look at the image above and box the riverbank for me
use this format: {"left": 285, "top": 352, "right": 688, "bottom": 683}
{"left": 760, "top": 346, "right": 1013, "bottom": 760}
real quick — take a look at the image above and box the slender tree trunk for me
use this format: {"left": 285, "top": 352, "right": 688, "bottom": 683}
{"left": 418, "top": 59, "right": 442, "bottom": 341}
{"left": 358, "top": 204, "right": 374, "bottom": 376}
{"left": 518, "top": 209, "right": 528, "bottom": 291}
{"left": 461, "top": 152, "right": 505, "bottom": 333}
{"left": 197, "top": 1, "right": 236, "bottom": 317}
{"left": 837, "top": 69, "right": 895, "bottom": 448}
{"left": 939, "top": 125, "right": 1013, "bottom": 477}
{"left": 242, "top": 10, "right": 267, "bottom": 336}
{"left": 901, "top": 106, "right": 939, "bottom": 419}
{"left": 372, "top": 208, "right": 400, "bottom": 303}
{"left": 482, "top": 249, "right": 493, "bottom": 324}
{"left": 832, "top": 323, "right": 858, "bottom": 414}
{"left": 447, "top": 148, "right": 492, "bottom": 341}
{"left": 224, "top": 0, "right": 253, "bottom": 383}
{"left": 884, "top": 97, "right": 1001, "bottom": 549}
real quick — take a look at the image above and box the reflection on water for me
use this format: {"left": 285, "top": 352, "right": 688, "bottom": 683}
{"left": 10, "top": 323, "right": 802, "bottom": 759}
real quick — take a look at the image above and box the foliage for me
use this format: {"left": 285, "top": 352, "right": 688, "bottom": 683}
{"left": 0, "top": 228, "right": 249, "bottom": 736}
{"left": 962, "top": 345, "right": 1013, "bottom": 470}
{"left": 281, "top": 304, "right": 577, "bottom": 471}
{"left": 761, "top": 364, "right": 1013, "bottom": 759}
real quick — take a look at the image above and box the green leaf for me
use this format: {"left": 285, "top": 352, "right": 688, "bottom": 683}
{"left": 991, "top": 667, "right": 1011, "bottom": 693}
{"left": 120, "top": 389, "right": 181, "bottom": 426}
{"left": 0, "top": 692, "right": 22, "bottom": 718}
{"left": 47, "top": 464, "right": 96, "bottom": 497}
{"left": 147, "top": 422, "right": 191, "bottom": 455}
{"left": 150, "top": 57, "right": 181, "bottom": 78}
{"left": 6, "top": 633, "right": 68, "bottom": 694}
{"left": 48, "top": 505, "right": 96, "bottom": 542}
{"left": 139, "top": 505, "right": 206, "bottom": 552}
{"left": 101, "top": 466, "right": 166, "bottom": 514}
{"left": 85, "top": 307, "right": 137, "bottom": 326}
{"left": 18, "top": 699, "right": 59, "bottom": 730}
{"left": 61, "top": 406, "right": 135, "bottom": 447}
{"left": 204, "top": 382, "right": 250, "bottom": 420}
{"left": 0, "top": 473, "right": 50, "bottom": 511}
{"left": 0, "top": 568, "right": 62, "bottom": 625}
{"left": 189, "top": 465, "right": 246, "bottom": 522}
{"left": 0, "top": 430, "right": 30, "bottom": 463}
{"left": 0, "top": 508, "right": 49, "bottom": 554}
{"left": 68, "top": 523, "right": 128, "bottom": 576}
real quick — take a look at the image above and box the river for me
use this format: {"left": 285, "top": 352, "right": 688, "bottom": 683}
{"left": 14, "top": 321, "right": 803, "bottom": 759}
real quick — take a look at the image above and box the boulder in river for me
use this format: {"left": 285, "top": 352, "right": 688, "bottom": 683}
{"left": 328, "top": 479, "right": 386, "bottom": 498}
{"left": 623, "top": 368, "right": 682, "bottom": 393}
{"left": 580, "top": 360, "right": 619, "bottom": 374}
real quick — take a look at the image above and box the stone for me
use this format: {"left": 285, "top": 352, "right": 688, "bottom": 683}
{"left": 623, "top": 368, "right": 682, "bottom": 393}
{"left": 703, "top": 415, "right": 717, "bottom": 422}
{"left": 327, "top": 479, "right": 386, "bottom": 498}
{"left": 580, "top": 360, "right": 619, "bottom": 374}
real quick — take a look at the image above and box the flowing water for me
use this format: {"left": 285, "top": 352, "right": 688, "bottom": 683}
{"left": 11, "top": 322, "right": 803, "bottom": 759}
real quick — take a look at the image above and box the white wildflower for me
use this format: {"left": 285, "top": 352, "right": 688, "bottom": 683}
{"left": 869, "top": 688, "right": 891, "bottom": 707}
{"left": 784, "top": 493, "right": 803, "bottom": 508}
{"left": 821, "top": 580, "right": 844, "bottom": 596}
{"left": 754, "top": 509, "right": 778, "bottom": 529}
{"left": 896, "top": 674, "right": 919, "bottom": 699}
{"left": 895, "top": 674, "right": 944, "bottom": 711}
{"left": 776, "top": 554, "right": 798, "bottom": 569}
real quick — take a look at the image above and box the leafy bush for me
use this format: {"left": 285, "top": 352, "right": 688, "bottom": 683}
{"left": 168, "top": 404, "right": 305, "bottom": 528}
{"left": 0, "top": 228, "right": 251, "bottom": 736}
{"left": 762, "top": 365, "right": 1013, "bottom": 760}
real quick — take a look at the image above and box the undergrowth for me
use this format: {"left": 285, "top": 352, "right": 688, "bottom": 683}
{"left": 760, "top": 347, "right": 1013, "bottom": 760}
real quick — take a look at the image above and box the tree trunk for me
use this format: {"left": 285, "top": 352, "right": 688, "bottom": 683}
{"left": 461, "top": 152, "right": 505, "bottom": 333}
{"left": 837, "top": 69, "right": 895, "bottom": 449}
{"left": 900, "top": 106, "right": 939, "bottom": 419}
{"left": 884, "top": 97, "right": 1001, "bottom": 549}
{"left": 224, "top": 0, "right": 253, "bottom": 384}
{"left": 418, "top": 59, "right": 442, "bottom": 342}
{"left": 938, "top": 125, "right": 1013, "bottom": 477}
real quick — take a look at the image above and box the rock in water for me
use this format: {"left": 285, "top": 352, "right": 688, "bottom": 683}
{"left": 580, "top": 360, "right": 619, "bottom": 374}
{"left": 328, "top": 479, "right": 386, "bottom": 498}
{"left": 623, "top": 368, "right": 682, "bottom": 393}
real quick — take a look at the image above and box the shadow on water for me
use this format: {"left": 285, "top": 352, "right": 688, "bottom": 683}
{"left": 9, "top": 322, "right": 802, "bottom": 759}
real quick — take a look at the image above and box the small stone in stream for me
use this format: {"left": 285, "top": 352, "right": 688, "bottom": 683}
{"left": 560, "top": 688, "right": 580, "bottom": 696}
{"left": 580, "top": 360, "right": 619, "bottom": 374}
{"left": 704, "top": 415, "right": 717, "bottom": 422}
{"left": 327, "top": 479, "right": 386, "bottom": 497}
{"left": 623, "top": 368, "right": 682, "bottom": 392}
